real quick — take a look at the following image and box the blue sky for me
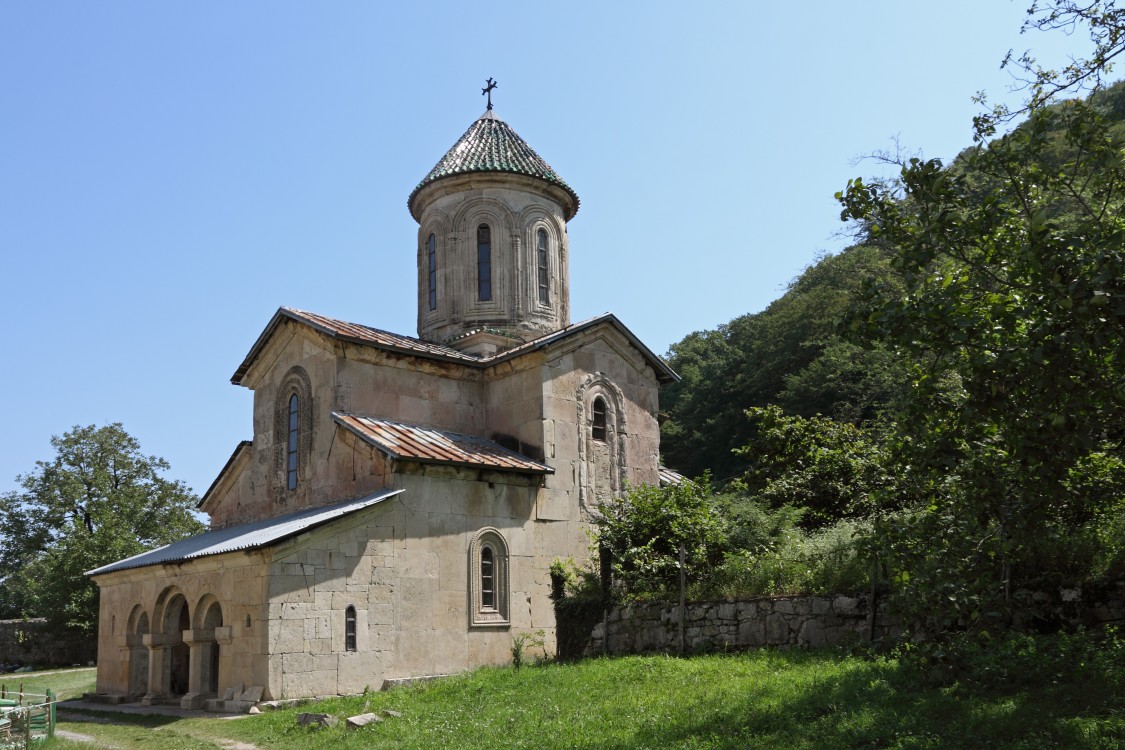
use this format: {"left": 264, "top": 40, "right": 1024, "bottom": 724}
{"left": 0, "top": 1, "right": 1096, "bottom": 499}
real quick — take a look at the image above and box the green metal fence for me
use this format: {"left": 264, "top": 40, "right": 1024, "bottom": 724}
{"left": 0, "top": 686, "right": 55, "bottom": 747}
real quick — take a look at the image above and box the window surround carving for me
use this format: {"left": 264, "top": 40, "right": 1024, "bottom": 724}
{"left": 273, "top": 366, "right": 313, "bottom": 499}
{"left": 468, "top": 527, "right": 510, "bottom": 627}
{"left": 576, "top": 374, "right": 628, "bottom": 513}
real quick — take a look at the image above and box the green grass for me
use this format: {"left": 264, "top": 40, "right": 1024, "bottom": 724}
{"left": 0, "top": 667, "right": 95, "bottom": 702}
{"left": 41, "top": 650, "right": 1125, "bottom": 749}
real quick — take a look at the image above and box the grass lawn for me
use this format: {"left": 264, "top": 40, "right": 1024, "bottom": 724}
{"left": 0, "top": 667, "right": 95, "bottom": 702}
{"left": 42, "top": 650, "right": 1125, "bottom": 749}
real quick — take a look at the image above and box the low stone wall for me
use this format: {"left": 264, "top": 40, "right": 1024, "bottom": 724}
{"left": 566, "top": 579, "right": 1125, "bottom": 658}
{"left": 585, "top": 594, "right": 896, "bottom": 656}
{"left": 0, "top": 619, "right": 96, "bottom": 668}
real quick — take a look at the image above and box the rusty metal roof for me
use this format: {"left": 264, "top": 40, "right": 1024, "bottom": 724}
{"left": 334, "top": 413, "right": 553, "bottom": 475}
{"left": 88, "top": 488, "right": 404, "bottom": 576}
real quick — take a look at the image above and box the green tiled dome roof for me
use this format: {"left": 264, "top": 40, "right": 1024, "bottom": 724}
{"left": 408, "top": 110, "right": 579, "bottom": 219}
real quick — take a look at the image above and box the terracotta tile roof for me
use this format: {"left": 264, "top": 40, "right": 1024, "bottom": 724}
{"left": 232, "top": 307, "right": 480, "bottom": 384}
{"left": 334, "top": 413, "right": 553, "bottom": 475}
{"left": 233, "top": 308, "right": 678, "bottom": 386}
{"left": 88, "top": 489, "right": 403, "bottom": 576}
{"left": 408, "top": 110, "right": 579, "bottom": 220}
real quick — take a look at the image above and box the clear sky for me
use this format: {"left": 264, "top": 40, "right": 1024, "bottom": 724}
{"left": 0, "top": 1, "right": 1097, "bottom": 499}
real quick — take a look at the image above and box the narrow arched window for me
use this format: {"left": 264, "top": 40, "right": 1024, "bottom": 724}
{"left": 480, "top": 546, "right": 495, "bottom": 609}
{"left": 592, "top": 396, "right": 607, "bottom": 442}
{"left": 345, "top": 605, "right": 357, "bottom": 652}
{"left": 286, "top": 394, "right": 299, "bottom": 490}
{"left": 477, "top": 224, "right": 492, "bottom": 301}
{"left": 427, "top": 233, "right": 437, "bottom": 311}
{"left": 537, "top": 229, "right": 549, "bottom": 305}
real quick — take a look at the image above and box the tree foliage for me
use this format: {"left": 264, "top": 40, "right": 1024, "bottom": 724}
{"left": 836, "top": 7, "right": 1125, "bottom": 631}
{"left": 0, "top": 424, "right": 204, "bottom": 633}
{"left": 735, "top": 406, "right": 894, "bottom": 527}
{"left": 593, "top": 478, "right": 729, "bottom": 597}
{"left": 660, "top": 244, "right": 911, "bottom": 480}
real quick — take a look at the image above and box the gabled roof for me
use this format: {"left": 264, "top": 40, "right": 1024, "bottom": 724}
{"left": 334, "top": 413, "right": 552, "bottom": 475}
{"left": 232, "top": 307, "right": 480, "bottom": 384}
{"left": 408, "top": 110, "right": 579, "bottom": 220}
{"left": 233, "top": 308, "right": 678, "bottom": 386}
{"left": 197, "top": 440, "right": 252, "bottom": 509}
{"left": 88, "top": 488, "right": 403, "bottom": 577}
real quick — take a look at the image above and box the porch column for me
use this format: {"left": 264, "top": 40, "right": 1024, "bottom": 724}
{"left": 139, "top": 633, "right": 166, "bottom": 706}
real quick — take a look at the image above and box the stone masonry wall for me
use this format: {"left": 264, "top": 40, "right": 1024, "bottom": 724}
{"left": 0, "top": 619, "right": 96, "bottom": 667}
{"left": 569, "top": 579, "right": 1125, "bottom": 658}
{"left": 586, "top": 595, "right": 894, "bottom": 657}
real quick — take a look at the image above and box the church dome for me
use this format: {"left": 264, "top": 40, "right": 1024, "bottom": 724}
{"left": 407, "top": 110, "right": 580, "bottom": 222}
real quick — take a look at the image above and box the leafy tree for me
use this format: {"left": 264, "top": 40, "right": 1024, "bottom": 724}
{"left": 594, "top": 477, "right": 729, "bottom": 598}
{"left": 660, "top": 244, "right": 910, "bottom": 480}
{"left": 0, "top": 424, "right": 204, "bottom": 633}
{"left": 734, "top": 406, "right": 894, "bottom": 527}
{"left": 838, "top": 7, "right": 1125, "bottom": 632}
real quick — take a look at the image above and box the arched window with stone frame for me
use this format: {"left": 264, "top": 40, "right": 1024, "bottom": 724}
{"left": 477, "top": 224, "right": 492, "bottom": 302}
{"left": 468, "top": 528, "right": 510, "bottom": 627}
{"left": 577, "top": 375, "right": 627, "bottom": 513}
{"left": 274, "top": 366, "right": 313, "bottom": 500}
{"left": 427, "top": 233, "right": 438, "bottom": 311}
{"left": 536, "top": 228, "right": 550, "bottom": 306}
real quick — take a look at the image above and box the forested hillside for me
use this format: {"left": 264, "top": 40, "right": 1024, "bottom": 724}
{"left": 660, "top": 79, "right": 1125, "bottom": 486}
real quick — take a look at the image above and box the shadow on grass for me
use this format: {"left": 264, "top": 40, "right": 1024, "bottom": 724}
{"left": 595, "top": 650, "right": 1125, "bottom": 750}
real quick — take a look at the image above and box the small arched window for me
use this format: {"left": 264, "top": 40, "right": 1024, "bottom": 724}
{"left": 537, "top": 229, "right": 549, "bottom": 305}
{"left": 427, "top": 233, "right": 437, "bottom": 311}
{"left": 286, "top": 394, "right": 299, "bottom": 490}
{"left": 345, "top": 605, "right": 357, "bottom": 652}
{"left": 591, "top": 396, "right": 607, "bottom": 442}
{"left": 480, "top": 547, "right": 495, "bottom": 610}
{"left": 477, "top": 224, "right": 492, "bottom": 301}
{"left": 469, "top": 528, "right": 509, "bottom": 627}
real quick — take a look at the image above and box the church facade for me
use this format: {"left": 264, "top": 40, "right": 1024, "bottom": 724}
{"left": 88, "top": 96, "right": 677, "bottom": 706}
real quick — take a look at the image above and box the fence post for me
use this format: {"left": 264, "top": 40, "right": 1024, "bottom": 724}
{"left": 679, "top": 543, "right": 687, "bottom": 655}
{"left": 47, "top": 688, "right": 55, "bottom": 739}
{"left": 868, "top": 552, "right": 879, "bottom": 642}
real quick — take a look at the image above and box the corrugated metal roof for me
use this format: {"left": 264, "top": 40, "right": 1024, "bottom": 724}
{"left": 408, "top": 110, "right": 579, "bottom": 220}
{"left": 659, "top": 466, "right": 686, "bottom": 486}
{"left": 87, "top": 488, "right": 403, "bottom": 576}
{"left": 334, "top": 413, "right": 553, "bottom": 475}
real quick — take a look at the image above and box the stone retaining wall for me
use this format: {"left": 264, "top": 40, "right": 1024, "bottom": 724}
{"left": 0, "top": 619, "right": 96, "bottom": 667}
{"left": 586, "top": 594, "right": 896, "bottom": 656}
{"left": 567, "top": 578, "right": 1125, "bottom": 658}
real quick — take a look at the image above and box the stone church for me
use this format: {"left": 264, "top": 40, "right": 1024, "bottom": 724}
{"left": 87, "top": 90, "right": 678, "bottom": 707}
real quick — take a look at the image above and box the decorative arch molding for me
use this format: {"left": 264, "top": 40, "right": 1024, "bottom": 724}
{"left": 468, "top": 527, "right": 510, "bottom": 627}
{"left": 576, "top": 373, "right": 628, "bottom": 513}
{"left": 450, "top": 195, "right": 517, "bottom": 234}
{"left": 273, "top": 365, "right": 314, "bottom": 501}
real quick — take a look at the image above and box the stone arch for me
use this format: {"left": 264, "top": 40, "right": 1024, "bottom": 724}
{"left": 418, "top": 209, "right": 453, "bottom": 324}
{"left": 151, "top": 588, "right": 191, "bottom": 699}
{"left": 273, "top": 365, "right": 314, "bottom": 502}
{"left": 576, "top": 373, "right": 628, "bottom": 514}
{"left": 193, "top": 595, "right": 224, "bottom": 697}
{"left": 125, "top": 605, "right": 150, "bottom": 700}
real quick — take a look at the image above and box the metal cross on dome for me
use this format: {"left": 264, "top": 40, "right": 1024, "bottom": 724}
{"left": 482, "top": 77, "right": 498, "bottom": 110}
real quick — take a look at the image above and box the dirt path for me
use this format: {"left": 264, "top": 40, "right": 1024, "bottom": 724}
{"left": 54, "top": 727, "right": 118, "bottom": 747}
